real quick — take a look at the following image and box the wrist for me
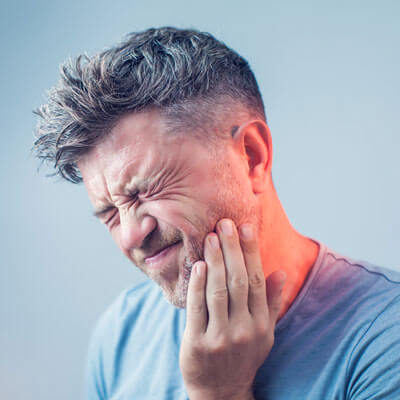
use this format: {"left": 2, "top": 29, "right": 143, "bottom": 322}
{"left": 187, "top": 388, "right": 255, "bottom": 400}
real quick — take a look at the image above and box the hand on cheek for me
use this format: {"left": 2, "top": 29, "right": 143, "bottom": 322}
{"left": 179, "top": 219, "right": 286, "bottom": 400}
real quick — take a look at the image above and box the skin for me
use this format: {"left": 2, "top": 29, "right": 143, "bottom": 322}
{"left": 78, "top": 108, "right": 319, "bottom": 399}
{"left": 181, "top": 221, "right": 286, "bottom": 400}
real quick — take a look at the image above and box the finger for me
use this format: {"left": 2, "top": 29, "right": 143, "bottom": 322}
{"left": 217, "top": 219, "right": 249, "bottom": 317}
{"left": 239, "top": 223, "right": 267, "bottom": 316}
{"left": 266, "top": 270, "right": 286, "bottom": 325}
{"left": 204, "top": 233, "right": 229, "bottom": 330}
{"left": 185, "top": 261, "right": 208, "bottom": 335}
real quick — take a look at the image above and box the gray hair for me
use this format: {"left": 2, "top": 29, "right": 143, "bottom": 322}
{"left": 33, "top": 27, "right": 266, "bottom": 183}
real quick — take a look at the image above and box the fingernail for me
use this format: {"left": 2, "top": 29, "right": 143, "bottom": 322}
{"left": 209, "top": 235, "right": 219, "bottom": 249}
{"left": 240, "top": 224, "right": 253, "bottom": 240}
{"left": 196, "top": 262, "right": 205, "bottom": 277}
{"left": 220, "top": 219, "right": 233, "bottom": 235}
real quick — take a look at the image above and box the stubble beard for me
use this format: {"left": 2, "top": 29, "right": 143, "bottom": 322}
{"left": 135, "top": 160, "right": 261, "bottom": 309}
{"left": 159, "top": 235, "right": 203, "bottom": 309}
{"left": 161, "top": 199, "right": 261, "bottom": 309}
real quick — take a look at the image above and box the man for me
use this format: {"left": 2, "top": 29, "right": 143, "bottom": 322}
{"left": 34, "top": 27, "right": 400, "bottom": 399}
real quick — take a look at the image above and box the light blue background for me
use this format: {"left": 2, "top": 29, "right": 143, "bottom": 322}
{"left": 1, "top": 1, "right": 399, "bottom": 399}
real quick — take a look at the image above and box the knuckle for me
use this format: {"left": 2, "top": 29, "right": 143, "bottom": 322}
{"left": 187, "top": 301, "right": 204, "bottom": 314}
{"left": 186, "top": 337, "right": 206, "bottom": 357}
{"left": 249, "top": 272, "right": 265, "bottom": 289}
{"left": 269, "top": 299, "right": 282, "bottom": 315}
{"left": 212, "top": 286, "right": 228, "bottom": 300}
{"left": 210, "top": 335, "right": 229, "bottom": 354}
{"left": 230, "top": 275, "right": 248, "bottom": 289}
{"left": 254, "top": 320, "right": 269, "bottom": 338}
{"left": 232, "top": 330, "right": 252, "bottom": 346}
{"left": 191, "top": 339, "right": 206, "bottom": 354}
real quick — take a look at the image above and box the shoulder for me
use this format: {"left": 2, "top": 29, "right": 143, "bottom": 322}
{"left": 317, "top": 246, "right": 400, "bottom": 397}
{"left": 91, "top": 279, "right": 165, "bottom": 343}
{"left": 299, "top": 243, "right": 400, "bottom": 351}
{"left": 317, "top": 245, "right": 400, "bottom": 311}
{"left": 325, "top": 247, "right": 400, "bottom": 285}
{"left": 85, "top": 280, "right": 168, "bottom": 397}
{"left": 338, "top": 260, "right": 400, "bottom": 398}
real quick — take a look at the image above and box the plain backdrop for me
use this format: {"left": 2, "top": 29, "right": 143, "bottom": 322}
{"left": 1, "top": 0, "right": 399, "bottom": 399}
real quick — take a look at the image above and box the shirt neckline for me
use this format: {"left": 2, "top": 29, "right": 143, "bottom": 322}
{"left": 275, "top": 239, "right": 327, "bottom": 333}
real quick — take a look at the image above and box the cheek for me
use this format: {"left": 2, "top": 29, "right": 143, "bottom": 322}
{"left": 144, "top": 199, "right": 210, "bottom": 237}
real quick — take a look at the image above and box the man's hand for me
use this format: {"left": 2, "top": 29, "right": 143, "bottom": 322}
{"left": 179, "top": 219, "right": 286, "bottom": 400}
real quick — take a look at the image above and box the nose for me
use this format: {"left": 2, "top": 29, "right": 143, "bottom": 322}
{"left": 119, "top": 207, "right": 157, "bottom": 251}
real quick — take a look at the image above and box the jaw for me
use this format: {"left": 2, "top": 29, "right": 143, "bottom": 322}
{"left": 126, "top": 243, "right": 195, "bottom": 309}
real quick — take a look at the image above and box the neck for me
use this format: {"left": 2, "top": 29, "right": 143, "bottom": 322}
{"left": 258, "top": 187, "right": 319, "bottom": 319}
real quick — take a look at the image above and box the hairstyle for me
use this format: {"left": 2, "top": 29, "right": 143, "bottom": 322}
{"left": 33, "top": 26, "right": 266, "bottom": 183}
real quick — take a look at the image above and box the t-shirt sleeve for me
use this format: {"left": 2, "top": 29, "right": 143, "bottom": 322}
{"left": 346, "top": 294, "right": 400, "bottom": 400}
{"left": 85, "top": 309, "right": 112, "bottom": 400}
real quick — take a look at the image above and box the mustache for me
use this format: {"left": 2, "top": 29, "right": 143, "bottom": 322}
{"left": 133, "top": 227, "right": 204, "bottom": 264}
{"left": 136, "top": 228, "right": 183, "bottom": 259}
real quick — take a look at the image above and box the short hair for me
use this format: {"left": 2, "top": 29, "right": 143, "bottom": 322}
{"left": 33, "top": 26, "right": 266, "bottom": 183}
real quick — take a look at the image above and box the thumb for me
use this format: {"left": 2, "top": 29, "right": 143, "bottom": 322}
{"left": 266, "top": 270, "right": 286, "bottom": 324}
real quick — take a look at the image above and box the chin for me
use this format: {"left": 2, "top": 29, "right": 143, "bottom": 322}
{"left": 135, "top": 242, "right": 200, "bottom": 309}
{"left": 158, "top": 246, "right": 200, "bottom": 308}
{"left": 158, "top": 272, "right": 190, "bottom": 309}
{"left": 162, "top": 290, "right": 188, "bottom": 309}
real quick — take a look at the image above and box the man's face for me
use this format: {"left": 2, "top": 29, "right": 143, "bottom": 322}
{"left": 79, "top": 110, "right": 259, "bottom": 308}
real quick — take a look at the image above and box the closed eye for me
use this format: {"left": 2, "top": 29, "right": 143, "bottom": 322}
{"left": 104, "top": 209, "right": 118, "bottom": 226}
{"left": 93, "top": 205, "right": 115, "bottom": 220}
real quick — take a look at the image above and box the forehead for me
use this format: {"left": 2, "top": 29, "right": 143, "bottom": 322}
{"left": 85, "top": 110, "right": 172, "bottom": 165}
{"left": 78, "top": 110, "right": 210, "bottom": 197}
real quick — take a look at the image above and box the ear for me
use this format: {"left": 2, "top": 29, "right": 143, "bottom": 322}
{"left": 232, "top": 120, "right": 273, "bottom": 194}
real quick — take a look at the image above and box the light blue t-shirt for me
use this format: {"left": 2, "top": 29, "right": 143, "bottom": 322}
{"left": 86, "top": 242, "right": 400, "bottom": 399}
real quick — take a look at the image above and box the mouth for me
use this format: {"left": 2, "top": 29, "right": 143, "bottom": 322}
{"left": 144, "top": 241, "right": 182, "bottom": 269}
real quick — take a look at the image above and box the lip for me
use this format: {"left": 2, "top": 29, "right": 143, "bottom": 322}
{"left": 145, "top": 242, "right": 181, "bottom": 269}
